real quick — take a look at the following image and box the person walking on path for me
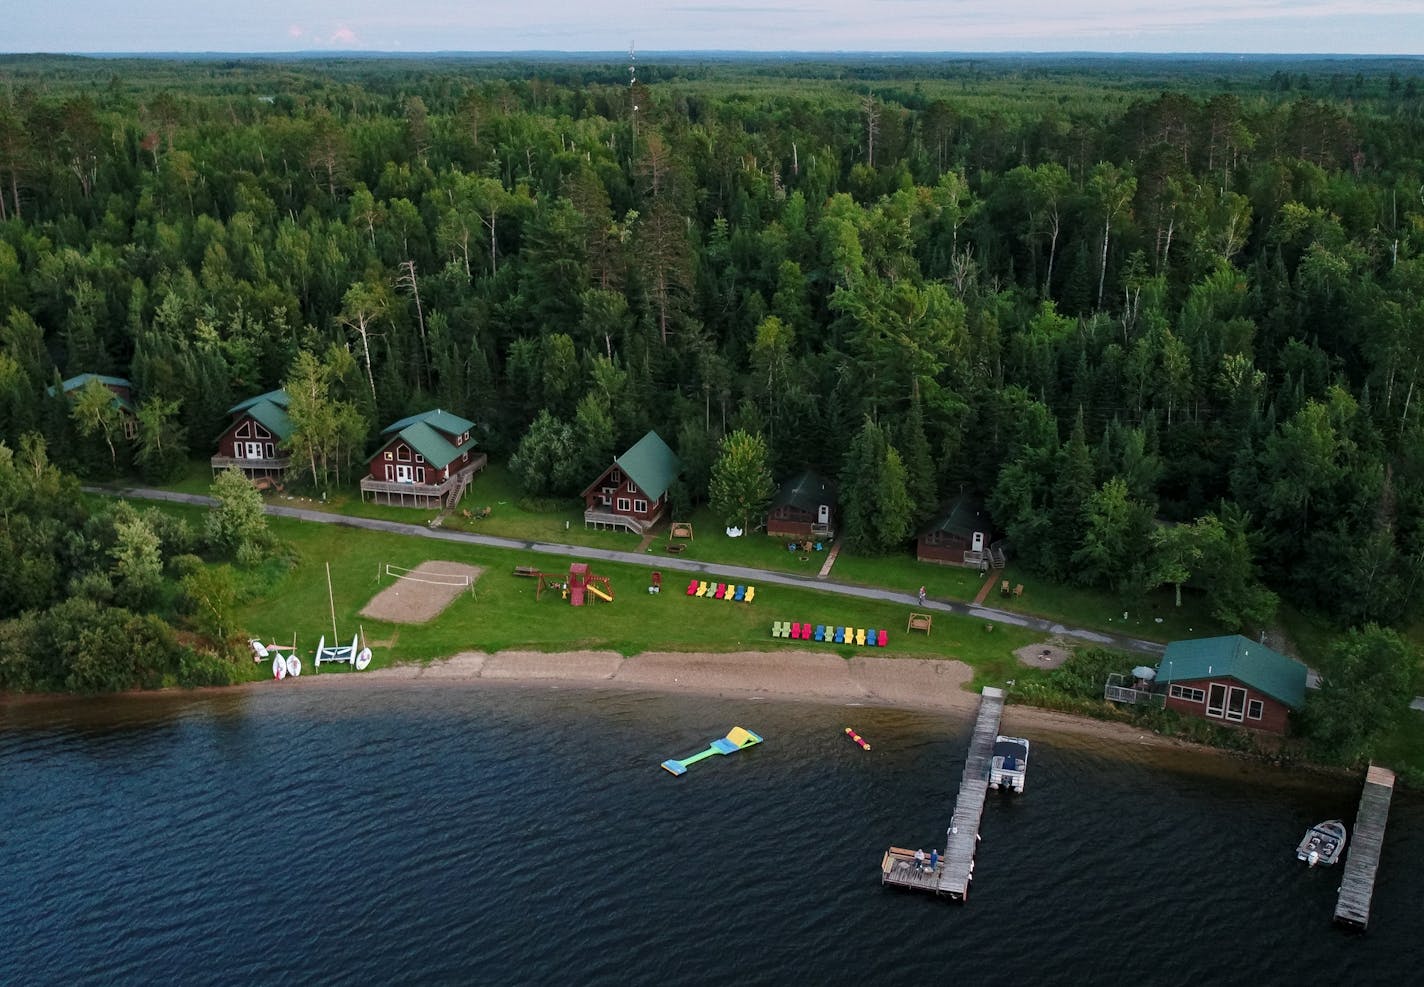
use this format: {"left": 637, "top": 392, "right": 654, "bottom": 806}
{"left": 917, "top": 585, "right": 927, "bottom": 606}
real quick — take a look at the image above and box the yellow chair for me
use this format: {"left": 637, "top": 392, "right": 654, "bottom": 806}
{"left": 745, "top": 586, "right": 756, "bottom": 604}
{"left": 855, "top": 628, "right": 866, "bottom": 646}
{"left": 696, "top": 580, "right": 709, "bottom": 597}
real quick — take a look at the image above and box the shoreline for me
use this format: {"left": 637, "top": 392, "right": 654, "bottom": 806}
{"left": 288, "top": 649, "right": 1254, "bottom": 760}
{"left": 0, "top": 648, "right": 1340, "bottom": 774}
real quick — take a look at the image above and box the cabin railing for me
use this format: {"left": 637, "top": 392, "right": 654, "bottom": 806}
{"left": 359, "top": 454, "right": 486, "bottom": 506}
{"left": 210, "top": 454, "right": 290, "bottom": 474}
{"left": 1103, "top": 673, "right": 1166, "bottom": 707}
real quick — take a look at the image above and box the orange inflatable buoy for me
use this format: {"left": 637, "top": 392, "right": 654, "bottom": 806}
{"left": 844, "top": 727, "right": 871, "bottom": 751}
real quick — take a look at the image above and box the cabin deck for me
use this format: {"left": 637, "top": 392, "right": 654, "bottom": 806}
{"left": 881, "top": 686, "right": 1005, "bottom": 901}
{"left": 1333, "top": 764, "right": 1395, "bottom": 931}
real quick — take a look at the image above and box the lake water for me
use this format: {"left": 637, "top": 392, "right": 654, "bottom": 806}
{"left": 2, "top": 683, "right": 1420, "bottom": 986}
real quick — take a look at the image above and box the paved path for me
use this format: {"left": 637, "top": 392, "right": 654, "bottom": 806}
{"left": 92, "top": 485, "right": 1167, "bottom": 657}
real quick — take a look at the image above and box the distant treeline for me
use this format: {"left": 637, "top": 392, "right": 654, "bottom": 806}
{"left": 2, "top": 54, "right": 1424, "bottom": 630}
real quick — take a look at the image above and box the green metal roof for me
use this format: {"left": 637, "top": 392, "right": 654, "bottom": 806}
{"left": 48, "top": 373, "right": 135, "bottom": 414}
{"left": 613, "top": 430, "right": 681, "bottom": 500}
{"left": 57, "top": 373, "right": 131, "bottom": 394}
{"left": 1158, "top": 635, "right": 1307, "bottom": 710}
{"left": 228, "top": 388, "right": 290, "bottom": 415}
{"left": 921, "top": 492, "right": 990, "bottom": 537}
{"left": 385, "top": 420, "right": 463, "bottom": 469}
{"left": 244, "top": 399, "right": 294, "bottom": 442}
{"left": 381, "top": 408, "right": 475, "bottom": 438}
{"left": 772, "top": 470, "right": 835, "bottom": 514}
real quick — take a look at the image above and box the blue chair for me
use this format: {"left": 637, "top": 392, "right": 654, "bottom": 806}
{"left": 814, "top": 542, "right": 823, "bottom": 551}
{"left": 814, "top": 624, "right": 825, "bottom": 642}
{"left": 734, "top": 585, "right": 746, "bottom": 601}
{"left": 833, "top": 626, "right": 845, "bottom": 644}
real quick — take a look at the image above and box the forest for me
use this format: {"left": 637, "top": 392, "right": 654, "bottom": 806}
{"left": 2, "top": 52, "right": 1424, "bottom": 694}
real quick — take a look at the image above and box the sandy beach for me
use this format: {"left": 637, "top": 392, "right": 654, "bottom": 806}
{"left": 292, "top": 648, "right": 1218, "bottom": 756}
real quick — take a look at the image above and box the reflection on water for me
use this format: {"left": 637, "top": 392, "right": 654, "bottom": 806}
{"left": 2, "top": 684, "right": 1418, "bottom": 986}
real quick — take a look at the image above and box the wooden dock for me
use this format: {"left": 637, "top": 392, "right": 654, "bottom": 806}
{"left": 1333, "top": 763, "right": 1395, "bottom": 931}
{"left": 881, "top": 686, "right": 1005, "bottom": 902}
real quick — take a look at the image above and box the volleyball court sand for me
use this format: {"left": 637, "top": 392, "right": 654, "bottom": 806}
{"left": 360, "top": 561, "right": 483, "bottom": 624}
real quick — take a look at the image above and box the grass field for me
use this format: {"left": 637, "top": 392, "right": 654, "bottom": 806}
{"left": 229, "top": 515, "right": 1042, "bottom": 685}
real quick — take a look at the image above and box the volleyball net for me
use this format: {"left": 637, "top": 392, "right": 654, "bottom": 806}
{"left": 383, "top": 562, "right": 473, "bottom": 588}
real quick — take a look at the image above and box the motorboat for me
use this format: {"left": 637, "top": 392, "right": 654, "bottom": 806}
{"left": 988, "top": 735, "right": 1029, "bottom": 793}
{"left": 1296, "top": 819, "right": 1347, "bottom": 867}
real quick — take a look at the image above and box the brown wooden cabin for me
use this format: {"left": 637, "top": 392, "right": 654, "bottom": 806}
{"left": 211, "top": 388, "right": 292, "bottom": 482}
{"left": 582, "top": 430, "right": 681, "bottom": 535}
{"left": 1156, "top": 635, "right": 1306, "bottom": 735}
{"left": 360, "top": 409, "right": 487, "bottom": 508}
{"left": 917, "top": 493, "right": 995, "bottom": 567}
{"left": 52, "top": 373, "right": 139, "bottom": 439}
{"left": 766, "top": 470, "right": 836, "bottom": 540}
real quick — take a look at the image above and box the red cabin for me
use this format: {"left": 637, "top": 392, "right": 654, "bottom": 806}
{"left": 211, "top": 388, "right": 292, "bottom": 482}
{"left": 360, "top": 409, "right": 487, "bottom": 509}
{"left": 1156, "top": 636, "right": 1307, "bottom": 735}
{"left": 581, "top": 430, "right": 681, "bottom": 535}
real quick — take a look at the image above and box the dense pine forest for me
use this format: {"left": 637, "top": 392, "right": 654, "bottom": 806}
{"left": 3, "top": 52, "right": 1424, "bottom": 696}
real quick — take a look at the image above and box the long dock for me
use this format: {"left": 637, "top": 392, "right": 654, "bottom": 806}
{"left": 880, "top": 686, "right": 1005, "bottom": 901}
{"left": 1333, "top": 763, "right": 1395, "bottom": 931}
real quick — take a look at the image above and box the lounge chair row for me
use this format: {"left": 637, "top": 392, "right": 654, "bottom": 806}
{"left": 686, "top": 579, "right": 756, "bottom": 603}
{"left": 771, "top": 622, "right": 888, "bottom": 647}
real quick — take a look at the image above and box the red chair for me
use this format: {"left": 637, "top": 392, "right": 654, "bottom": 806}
{"left": 877, "top": 629, "right": 888, "bottom": 647}
{"left": 791, "top": 622, "right": 803, "bottom": 639}
{"left": 686, "top": 579, "right": 699, "bottom": 595}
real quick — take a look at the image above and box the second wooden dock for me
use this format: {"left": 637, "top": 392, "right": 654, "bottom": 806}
{"left": 881, "top": 686, "right": 1005, "bottom": 901}
{"left": 1333, "top": 763, "right": 1395, "bottom": 931}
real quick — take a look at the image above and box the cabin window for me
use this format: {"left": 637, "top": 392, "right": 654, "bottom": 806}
{"left": 634, "top": 499, "right": 648, "bottom": 513}
{"left": 462, "top": 431, "right": 469, "bottom": 442}
{"left": 236, "top": 421, "right": 251, "bottom": 439}
{"left": 610, "top": 469, "right": 622, "bottom": 484}
{"left": 253, "top": 423, "right": 271, "bottom": 440}
{"left": 417, "top": 467, "right": 426, "bottom": 483}
{"left": 415, "top": 454, "right": 424, "bottom": 463}
{"left": 1225, "top": 686, "right": 1247, "bottom": 722}
{"left": 122, "top": 417, "right": 138, "bottom": 440}
{"left": 1169, "top": 685, "right": 1205, "bottom": 703}
{"left": 264, "top": 443, "right": 274, "bottom": 458}
{"left": 617, "top": 497, "right": 631, "bottom": 512}
{"left": 1247, "top": 699, "right": 1264, "bottom": 720}
{"left": 397, "top": 445, "right": 411, "bottom": 461}
{"left": 384, "top": 451, "right": 393, "bottom": 461}
{"left": 1206, "top": 683, "right": 1227, "bottom": 718}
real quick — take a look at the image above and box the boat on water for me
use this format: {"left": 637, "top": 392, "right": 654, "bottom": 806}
{"left": 988, "top": 736, "right": 1029, "bottom": 793}
{"left": 1296, "top": 819, "right": 1347, "bottom": 867}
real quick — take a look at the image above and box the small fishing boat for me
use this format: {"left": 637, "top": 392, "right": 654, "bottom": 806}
{"left": 285, "top": 655, "right": 302, "bottom": 678}
{"left": 1296, "top": 819, "right": 1347, "bottom": 867}
{"left": 271, "top": 653, "right": 286, "bottom": 680}
{"left": 988, "top": 735, "right": 1029, "bottom": 793}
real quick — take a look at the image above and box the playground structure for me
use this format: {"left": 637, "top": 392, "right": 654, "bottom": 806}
{"left": 513, "top": 562, "right": 614, "bottom": 605}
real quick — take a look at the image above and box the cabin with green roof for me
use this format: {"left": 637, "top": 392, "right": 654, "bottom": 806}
{"left": 581, "top": 430, "right": 681, "bottom": 534}
{"left": 917, "top": 492, "right": 998, "bottom": 568}
{"left": 766, "top": 469, "right": 836, "bottom": 540}
{"left": 50, "top": 373, "right": 139, "bottom": 439}
{"left": 1157, "top": 635, "right": 1307, "bottom": 734}
{"left": 360, "top": 409, "right": 486, "bottom": 508}
{"left": 212, "top": 388, "right": 292, "bottom": 483}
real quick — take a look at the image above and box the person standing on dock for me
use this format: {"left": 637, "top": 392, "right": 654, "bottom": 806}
{"left": 914, "top": 848, "right": 926, "bottom": 871}
{"left": 929, "top": 848, "right": 939, "bottom": 872}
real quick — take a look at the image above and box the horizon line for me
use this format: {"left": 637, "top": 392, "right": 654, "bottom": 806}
{"left": 2, "top": 49, "right": 1422, "bottom": 59}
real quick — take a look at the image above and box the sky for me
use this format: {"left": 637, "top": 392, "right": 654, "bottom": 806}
{"left": 8, "top": 1, "right": 1424, "bottom": 55}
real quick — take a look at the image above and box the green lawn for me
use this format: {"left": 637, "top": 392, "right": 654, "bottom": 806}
{"left": 227, "top": 514, "right": 1040, "bottom": 686}
{"left": 990, "top": 567, "right": 1227, "bottom": 644}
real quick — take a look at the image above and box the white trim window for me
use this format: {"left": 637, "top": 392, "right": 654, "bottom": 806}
{"left": 616, "top": 496, "right": 631, "bottom": 512}
{"left": 1206, "top": 683, "right": 1227, "bottom": 718}
{"left": 1247, "top": 699, "right": 1264, "bottom": 720}
{"left": 1169, "top": 684, "right": 1205, "bottom": 703}
{"left": 633, "top": 498, "right": 648, "bottom": 513}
